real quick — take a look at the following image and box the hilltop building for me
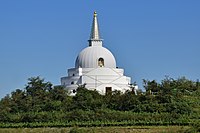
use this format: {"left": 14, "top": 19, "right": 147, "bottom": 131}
{"left": 61, "top": 12, "right": 137, "bottom": 95}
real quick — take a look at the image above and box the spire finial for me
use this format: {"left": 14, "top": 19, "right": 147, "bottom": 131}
{"left": 94, "top": 11, "right": 97, "bottom": 17}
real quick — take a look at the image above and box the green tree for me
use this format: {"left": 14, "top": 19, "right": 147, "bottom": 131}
{"left": 10, "top": 89, "right": 26, "bottom": 112}
{"left": 24, "top": 76, "right": 53, "bottom": 112}
{"left": 143, "top": 79, "right": 160, "bottom": 95}
{"left": 72, "top": 87, "right": 104, "bottom": 110}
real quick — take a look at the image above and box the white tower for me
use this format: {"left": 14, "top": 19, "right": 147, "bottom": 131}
{"left": 61, "top": 12, "right": 132, "bottom": 95}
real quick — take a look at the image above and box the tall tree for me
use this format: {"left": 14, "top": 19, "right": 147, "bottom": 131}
{"left": 25, "top": 76, "right": 53, "bottom": 112}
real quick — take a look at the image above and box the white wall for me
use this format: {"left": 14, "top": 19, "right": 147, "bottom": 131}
{"left": 61, "top": 67, "right": 131, "bottom": 95}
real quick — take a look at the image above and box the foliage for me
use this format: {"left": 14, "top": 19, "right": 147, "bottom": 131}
{"left": 0, "top": 76, "right": 199, "bottom": 127}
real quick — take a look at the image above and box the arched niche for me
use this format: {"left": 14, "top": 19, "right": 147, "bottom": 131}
{"left": 98, "top": 57, "right": 104, "bottom": 67}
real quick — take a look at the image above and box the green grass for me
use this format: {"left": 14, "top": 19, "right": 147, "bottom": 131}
{"left": 0, "top": 126, "right": 190, "bottom": 133}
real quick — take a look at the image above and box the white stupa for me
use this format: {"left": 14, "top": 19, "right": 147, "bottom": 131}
{"left": 61, "top": 12, "right": 135, "bottom": 95}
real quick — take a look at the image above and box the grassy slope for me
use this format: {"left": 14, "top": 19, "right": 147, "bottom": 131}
{"left": 0, "top": 126, "right": 189, "bottom": 133}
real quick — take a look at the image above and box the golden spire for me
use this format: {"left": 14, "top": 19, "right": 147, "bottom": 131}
{"left": 88, "top": 11, "right": 103, "bottom": 47}
{"left": 90, "top": 11, "right": 101, "bottom": 40}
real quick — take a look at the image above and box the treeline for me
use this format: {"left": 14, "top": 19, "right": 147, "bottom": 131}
{"left": 0, "top": 76, "right": 199, "bottom": 128}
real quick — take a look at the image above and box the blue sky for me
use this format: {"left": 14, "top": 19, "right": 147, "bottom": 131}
{"left": 0, "top": 0, "right": 200, "bottom": 98}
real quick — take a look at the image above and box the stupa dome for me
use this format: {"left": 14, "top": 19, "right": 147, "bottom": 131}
{"left": 75, "top": 46, "right": 116, "bottom": 68}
